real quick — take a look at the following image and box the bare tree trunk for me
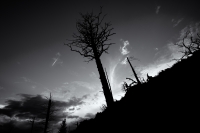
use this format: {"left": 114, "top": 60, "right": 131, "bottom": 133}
{"left": 104, "top": 68, "right": 112, "bottom": 96}
{"left": 92, "top": 44, "right": 114, "bottom": 107}
{"left": 95, "top": 57, "right": 114, "bottom": 106}
{"left": 44, "top": 94, "right": 52, "bottom": 133}
{"left": 127, "top": 57, "right": 141, "bottom": 85}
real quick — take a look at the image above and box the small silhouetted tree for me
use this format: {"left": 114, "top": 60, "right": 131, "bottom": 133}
{"left": 66, "top": 7, "right": 115, "bottom": 107}
{"left": 29, "top": 117, "right": 35, "bottom": 133}
{"left": 57, "top": 119, "right": 67, "bottom": 133}
{"left": 175, "top": 31, "right": 200, "bottom": 60}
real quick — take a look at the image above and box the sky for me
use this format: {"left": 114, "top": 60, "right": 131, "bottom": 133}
{"left": 0, "top": 0, "right": 200, "bottom": 131}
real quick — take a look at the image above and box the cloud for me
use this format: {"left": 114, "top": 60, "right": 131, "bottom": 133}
{"left": 0, "top": 104, "right": 5, "bottom": 109}
{"left": 89, "top": 72, "right": 98, "bottom": 79}
{"left": 0, "top": 93, "right": 89, "bottom": 132}
{"left": 45, "top": 87, "right": 70, "bottom": 100}
{"left": 72, "top": 81, "right": 96, "bottom": 91}
{"left": 63, "top": 82, "right": 69, "bottom": 85}
{"left": 173, "top": 18, "right": 184, "bottom": 27}
{"left": 69, "top": 107, "right": 75, "bottom": 111}
{"left": 0, "top": 94, "right": 85, "bottom": 123}
{"left": 0, "top": 117, "right": 36, "bottom": 133}
{"left": 66, "top": 96, "right": 85, "bottom": 107}
{"left": 14, "top": 77, "right": 39, "bottom": 88}
{"left": 67, "top": 115, "right": 80, "bottom": 119}
{"left": 179, "top": 22, "right": 200, "bottom": 39}
{"left": 156, "top": 6, "right": 161, "bottom": 14}
{"left": 84, "top": 113, "right": 95, "bottom": 119}
{"left": 21, "top": 77, "right": 32, "bottom": 82}
{"left": 121, "top": 57, "right": 127, "bottom": 65}
{"left": 21, "top": 77, "right": 37, "bottom": 84}
{"left": 119, "top": 39, "right": 131, "bottom": 65}
{"left": 0, "top": 114, "right": 10, "bottom": 124}
{"left": 120, "top": 40, "right": 130, "bottom": 55}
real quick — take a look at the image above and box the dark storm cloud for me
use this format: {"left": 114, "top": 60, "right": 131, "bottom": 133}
{"left": 0, "top": 116, "right": 45, "bottom": 133}
{"left": 67, "top": 96, "right": 85, "bottom": 107}
{"left": 0, "top": 94, "right": 85, "bottom": 121}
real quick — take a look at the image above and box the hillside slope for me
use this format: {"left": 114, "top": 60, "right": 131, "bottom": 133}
{"left": 71, "top": 50, "right": 200, "bottom": 133}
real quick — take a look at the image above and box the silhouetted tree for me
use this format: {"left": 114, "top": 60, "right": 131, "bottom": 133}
{"left": 66, "top": 7, "right": 115, "bottom": 107}
{"left": 57, "top": 119, "right": 67, "bottom": 133}
{"left": 175, "top": 31, "right": 200, "bottom": 60}
{"left": 42, "top": 93, "right": 56, "bottom": 133}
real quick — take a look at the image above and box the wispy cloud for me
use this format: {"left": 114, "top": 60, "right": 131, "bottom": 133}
{"left": 14, "top": 77, "right": 37, "bottom": 85}
{"left": 63, "top": 82, "right": 69, "bottom": 85}
{"left": 67, "top": 115, "right": 79, "bottom": 119}
{"left": 72, "top": 81, "right": 95, "bottom": 91}
{"left": 21, "top": 77, "right": 33, "bottom": 83}
{"left": 120, "top": 58, "right": 127, "bottom": 65}
{"left": 52, "top": 52, "right": 63, "bottom": 66}
{"left": 173, "top": 18, "right": 184, "bottom": 27}
{"left": 156, "top": 6, "right": 161, "bottom": 14}
{"left": 89, "top": 72, "right": 98, "bottom": 79}
{"left": 42, "top": 86, "right": 70, "bottom": 100}
{"left": 179, "top": 22, "right": 199, "bottom": 38}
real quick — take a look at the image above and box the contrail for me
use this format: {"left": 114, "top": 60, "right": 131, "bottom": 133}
{"left": 52, "top": 58, "right": 58, "bottom": 66}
